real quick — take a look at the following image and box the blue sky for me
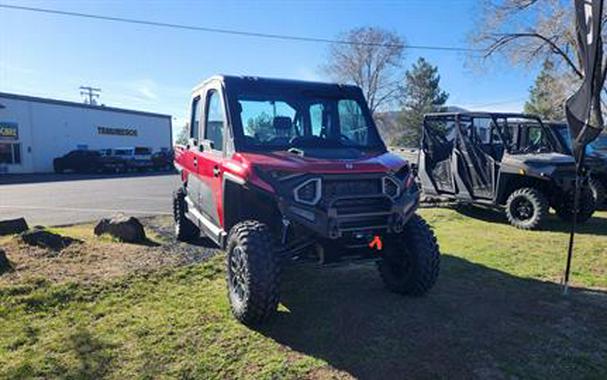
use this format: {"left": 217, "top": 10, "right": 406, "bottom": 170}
{"left": 0, "top": 0, "right": 538, "bottom": 136}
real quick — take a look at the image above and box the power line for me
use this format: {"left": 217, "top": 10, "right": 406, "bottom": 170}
{"left": 0, "top": 4, "right": 481, "bottom": 53}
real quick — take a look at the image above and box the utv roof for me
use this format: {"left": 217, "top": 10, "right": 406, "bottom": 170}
{"left": 424, "top": 111, "right": 542, "bottom": 119}
{"left": 193, "top": 75, "right": 362, "bottom": 93}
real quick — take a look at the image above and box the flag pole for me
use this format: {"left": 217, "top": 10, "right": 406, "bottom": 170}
{"left": 563, "top": 157, "right": 584, "bottom": 295}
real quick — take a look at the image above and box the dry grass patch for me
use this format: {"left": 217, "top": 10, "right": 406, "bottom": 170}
{"left": 0, "top": 216, "right": 214, "bottom": 286}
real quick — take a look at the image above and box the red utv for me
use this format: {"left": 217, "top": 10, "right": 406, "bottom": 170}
{"left": 173, "top": 76, "right": 440, "bottom": 324}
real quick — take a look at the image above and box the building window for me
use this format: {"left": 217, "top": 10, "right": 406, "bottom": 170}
{"left": 0, "top": 143, "right": 21, "bottom": 164}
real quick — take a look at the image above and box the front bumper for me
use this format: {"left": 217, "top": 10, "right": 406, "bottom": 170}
{"left": 274, "top": 177, "right": 420, "bottom": 240}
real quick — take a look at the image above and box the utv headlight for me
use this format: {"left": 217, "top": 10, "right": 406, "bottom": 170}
{"left": 255, "top": 167, "right": 301, "bottom": 183}
{"left": 294, "top": 178, "right": 322, "bottom": 205}
{"left": 382, "top": 176, "right": 401, "bottom": 199}
{"left": 393, "top": 164, "right": 410, "bottom": 180}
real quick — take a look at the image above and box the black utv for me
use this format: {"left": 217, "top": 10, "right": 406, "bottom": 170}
{"left": 418, "top": 112, "right": 596, "bottom": 230}
{"left": 545, "top": 122, "right": 607, "bottom": 208}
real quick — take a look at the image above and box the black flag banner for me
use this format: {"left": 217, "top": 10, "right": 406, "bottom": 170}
{"left": 563, "top": 0, "right": 605, "bottom": 294}
{"left": 566, "top": 0, "right": 606, "bottom": 163}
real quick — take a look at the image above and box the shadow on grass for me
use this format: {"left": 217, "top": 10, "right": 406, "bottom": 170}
{"left": 142, "top": 218, "right": 218, "bottom": 249}
{"left": 68, "top": 328, "right": 116, "bottom": 379}
{"left": 5, "top": 327, "right": 116, "bottom": 379}
{"left": 258, "top": 255, "right": 607, "bottom": 379}
{"left": 454, "top": 205, "right": 607, "bottom": 236}
{"left": 185, "top": 236, "right": 218, "bottom": 249}
{"left": 136, "top": 238, "right": 162, "bottom": 247}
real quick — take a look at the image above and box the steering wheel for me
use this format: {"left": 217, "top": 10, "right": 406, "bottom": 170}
{"left": 339, "top": 134, "right": 354, "bottom": 145}
{"left": 267, "top": 136, "right": 291, "bottom": 145}
{"left": 289, "top": 135, "right": 323, "bottom": 146}
{"left": 243, "top": 136, "right": 259, "bottom": 145}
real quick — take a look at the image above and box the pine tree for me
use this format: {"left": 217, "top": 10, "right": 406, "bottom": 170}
{"left": 398, "top": 57, "right": 449, "bottom": 147}
{"left": 524, "top": 59, "right": 567, "bottom": 120}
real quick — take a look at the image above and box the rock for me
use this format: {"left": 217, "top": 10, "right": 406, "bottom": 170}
{"left": 0, "top": 218, "right": 29, "bottom": 236}
{"left": 20, "top": 227, "right": 79, "bottom": 251}
{"left": 0, "top": 249, "right": 10, "bottom": 273}
{"left": 94, "top": 215, "right": 146, "bottom": 243}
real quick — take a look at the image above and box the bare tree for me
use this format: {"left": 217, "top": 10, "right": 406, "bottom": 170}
{"left": 472, "top": 0, "right": 584, "bottom": 78}
{"left": 471, "top": 0, "right": 607, "bottom": 113}
{"left": 322, "top": 27, "right": 406, "bottom": 115}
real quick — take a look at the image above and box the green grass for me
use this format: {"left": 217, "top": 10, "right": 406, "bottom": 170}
{"left": 0, "top": 209, "right": 606, "bottom": 379}
{"left": 424, "top": 207, "right": 607, "bottom": 288}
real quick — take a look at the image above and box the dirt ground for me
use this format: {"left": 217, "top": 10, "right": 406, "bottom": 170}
{"left": 0, "top": 216, "right": 218, "bottom": 286}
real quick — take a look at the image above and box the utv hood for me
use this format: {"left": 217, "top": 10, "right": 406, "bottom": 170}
{"left": 502, "top": 152, "right": 577, "bottom": 179}
{"left": 237, "top": 150, "right": 407, "bottom": 174}
{"left": 503, "top": 152, "right": 575, "bottom": 167}
{"left": 586, "top": 150, "right": 607, "bottom": 173}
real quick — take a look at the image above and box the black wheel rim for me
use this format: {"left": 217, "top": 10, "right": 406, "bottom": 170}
{"left": 511, "top": 197, "right": 535, "bottom": 221}
{"left": 229, "top": 246, "right": 248, "bottom": 302}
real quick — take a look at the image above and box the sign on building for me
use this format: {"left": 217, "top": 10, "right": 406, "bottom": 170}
{"left": 0, "top": 122, "right": 18, "bottom": 140}
{"left": 97, "top": 126, "right": 138, "bottom": 137}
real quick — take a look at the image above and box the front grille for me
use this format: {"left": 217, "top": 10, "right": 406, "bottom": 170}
{"left": 333, "top": 197, "right": 392, "bottom": 215}
{"left": 323, "top": 179, "right": 382, "bottom": 198}
{"left": 339, "top": 216, "right": 390, "bottom": 230}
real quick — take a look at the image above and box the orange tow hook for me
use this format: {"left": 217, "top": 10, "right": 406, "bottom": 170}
{"left": 369, "top": 235, "right": 383, "bottom": 251}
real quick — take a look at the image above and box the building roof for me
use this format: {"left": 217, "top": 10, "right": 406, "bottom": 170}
{"left": 0, "top": 92, "right": 172, "bottom": 119}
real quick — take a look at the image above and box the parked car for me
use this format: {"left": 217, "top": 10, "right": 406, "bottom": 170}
{"left": 111, "top": 147, "right": 153, "bottom": 171}
{"left": 53, "top": 149, "right": 126, "bottom": 173}
{"left": 151, "top": 149, "right": 174, "bottom": 171}
{"left": 544, "top": 122, "right": 607, "bottom": 208}
{"left": 173, "top": 75, "right": 440, "bottom": 324}
{"left": 417, "top": 112, "right": 596, "bottom": 229}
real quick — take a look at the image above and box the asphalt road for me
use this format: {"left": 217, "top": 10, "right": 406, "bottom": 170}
{"left": 0, "top": 174, "right": 177, "bottom": 226}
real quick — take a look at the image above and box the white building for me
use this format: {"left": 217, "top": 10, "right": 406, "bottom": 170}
{"left": 0, "top": 92, "right": 172, "bottom": 174}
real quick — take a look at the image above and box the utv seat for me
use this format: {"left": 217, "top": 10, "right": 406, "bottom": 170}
{"left": 266, "top": 116, "right": 294, "bottom": 145}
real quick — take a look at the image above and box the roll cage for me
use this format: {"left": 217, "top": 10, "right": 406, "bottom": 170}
{"left": 423, "top": 112, "right": 559, "bottom": 157}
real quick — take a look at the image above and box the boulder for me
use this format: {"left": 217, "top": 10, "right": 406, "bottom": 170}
{"left": 20, "top": 227, "right": 79, "bottom": 251}
{"left": 0, "top": 248, "right": 10, "bottom": 273}
{"left": 0, "top": 218, "right": 29, "bottom": 236}
{"left": 94, "top": 215, "right": 146, "bottom": 243}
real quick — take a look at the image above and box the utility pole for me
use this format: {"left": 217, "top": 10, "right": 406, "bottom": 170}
{"left": 79, "top": 86, "right": 101, "bottom": 105}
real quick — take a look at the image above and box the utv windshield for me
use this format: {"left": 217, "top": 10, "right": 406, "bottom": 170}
{"left": 505, "top": 119, "right": 555, "bottom": 154}
{"left": 593, "top": 134, "right": 607, "bottom": 150}
{"left": 231, "top": 88, "right": 384, "bottom": 151}
{"left": 549, "top": 123, "right": 605, "bottom": 154}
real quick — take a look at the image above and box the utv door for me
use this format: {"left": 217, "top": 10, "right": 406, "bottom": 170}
{"left": 195, "top": 86, "right": 227, "bottom": 228}
{"left": 453, "top": 116, "right": 502, "bottom": 200}
{"left": 419, "top": 116, "right": 457, "bottom": 196}
{"left": 185, "top": 96, "right": 204, "bottom": 210}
